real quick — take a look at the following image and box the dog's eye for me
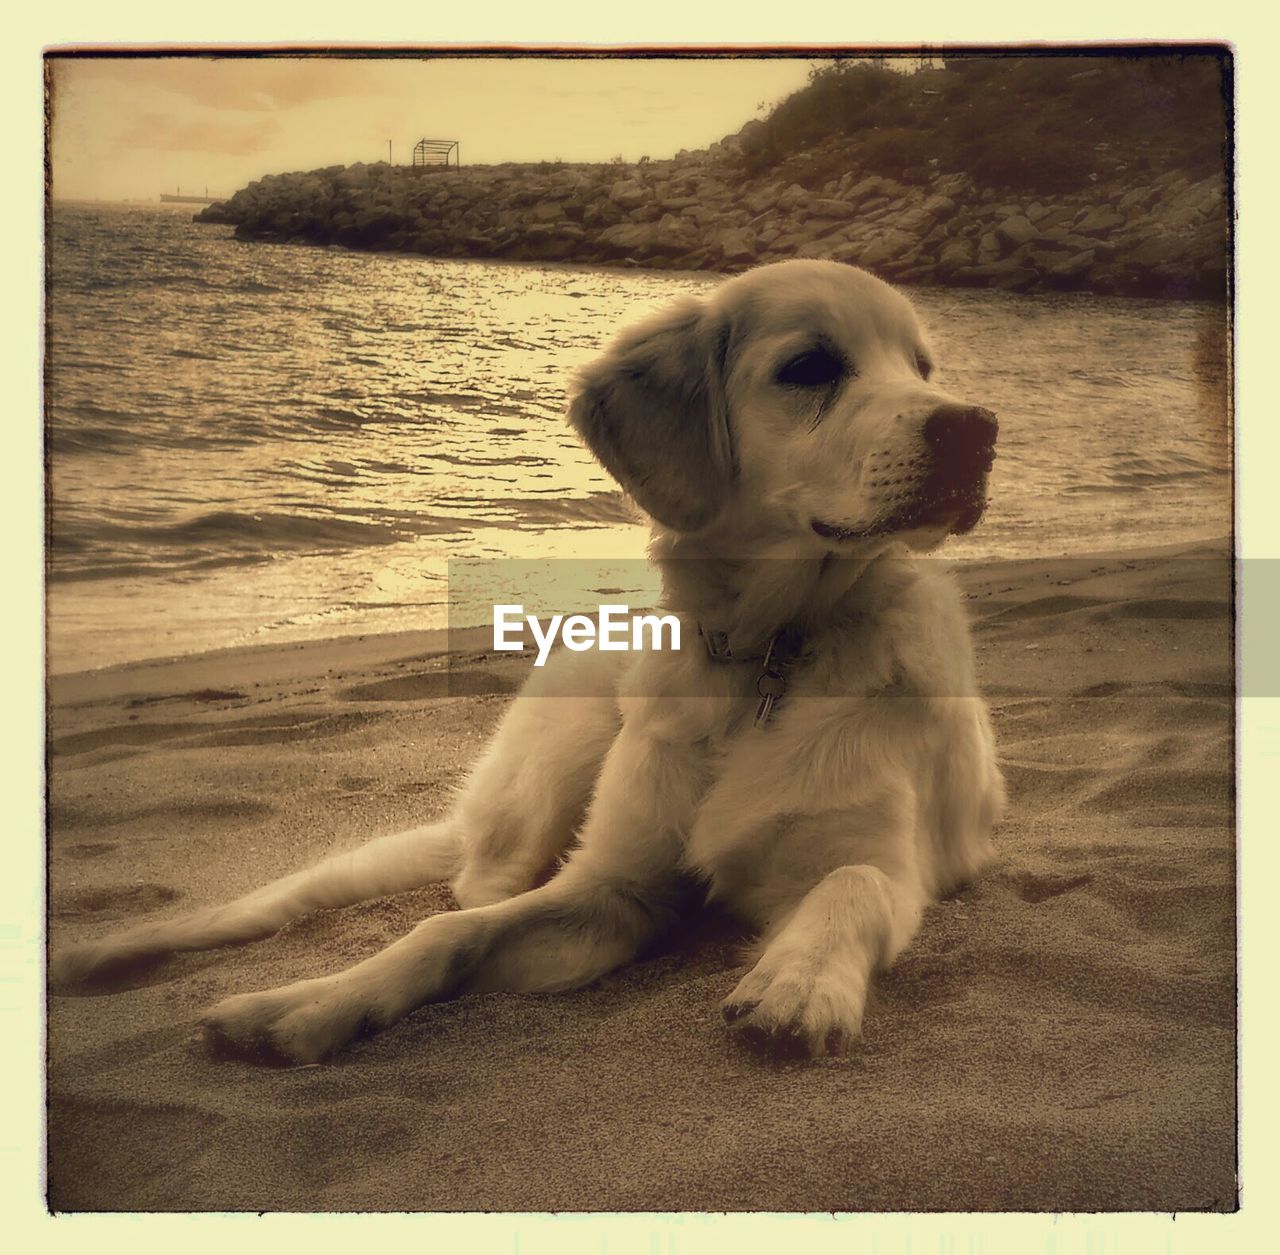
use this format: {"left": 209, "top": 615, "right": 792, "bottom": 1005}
{"left": 916, "top": 353, "right": 934, "bottom": 381}
{"left": 776, "top": 348, "right": 845, "bottom": 388}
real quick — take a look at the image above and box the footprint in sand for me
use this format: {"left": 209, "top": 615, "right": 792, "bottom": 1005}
{"left": 53, "top": 882, "right": 181, "bottom": 919}
{"left": 50, "top": 709, "right": 386, "bottom": 758}
{"left": 1009, "top": 871, "right": 1095, "bottom": 903}
{"left": 339, "top": 667, "right": 520, "bottom": 702}
{"left": 64, "top": 841, "right": 118, "bottom": 861}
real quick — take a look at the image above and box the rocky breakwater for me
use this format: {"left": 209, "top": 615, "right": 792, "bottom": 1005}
{"left": 198, "top": 152, "right": 1228, "bottom": 299}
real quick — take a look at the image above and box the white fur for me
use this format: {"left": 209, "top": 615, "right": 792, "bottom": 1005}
{"left": 51, "top": 260, "right": 1005, "bottom": 1064}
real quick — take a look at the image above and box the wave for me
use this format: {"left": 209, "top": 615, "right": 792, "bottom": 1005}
{"left": 495, "top": 492, "right": 642, "bottom": 527}
{"left": 1104, "top": 451, "right": 1220, "bottom": 486}
{"left": 98, "top": 509, "right": 404, "bottom": 550}
{"left": 47, "top": 425, "right": 132, "bottom": 455}
{"left": 229, "top": 279, "right": 285, "bottom": 295}
{"left": 48, "top": 503, "right": 483, "bottom": 583}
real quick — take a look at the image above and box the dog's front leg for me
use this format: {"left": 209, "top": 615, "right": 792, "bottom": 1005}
{"left": 200, "top": 722, "right": 705, "bottom": 1064}
{"left": 723, "top": 860, "right": 926, "bottom": 1059}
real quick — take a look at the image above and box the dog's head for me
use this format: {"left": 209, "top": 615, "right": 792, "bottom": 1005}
{"left": 569, "top": 260, "right": 997, "bottom": 553}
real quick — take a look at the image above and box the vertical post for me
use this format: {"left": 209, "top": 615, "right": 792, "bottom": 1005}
{"left": 388, "top": 140, "right": 392, "bottom": 166}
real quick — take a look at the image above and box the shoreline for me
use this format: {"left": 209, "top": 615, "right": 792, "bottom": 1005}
{"left": 47, "top": 534, "right": 1233, "bottom": 689}
{"left": 63, "top": 198, "right": 1231, "bottom": 306}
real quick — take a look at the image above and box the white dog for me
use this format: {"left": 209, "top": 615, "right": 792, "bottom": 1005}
{"left": 52, "top": 260, "right": 1005, "bottom": 1063}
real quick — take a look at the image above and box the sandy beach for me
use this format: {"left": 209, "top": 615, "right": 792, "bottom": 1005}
{"left": 45, "top": 538, "right": 1235, "bottom": 1213}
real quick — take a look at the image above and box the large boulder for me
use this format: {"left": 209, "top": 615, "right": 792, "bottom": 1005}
{"left": 1074, "top": 206, "right": 1126, "bottom": 235}
{"left": 995, "top": 215, "right": 1039, "bottom": 249}
{"left": 809, "top": 197, "right": 854, "bottom": 219}
{"left": 938, "top": 237, "right": 976, "bottom": 273}
{"left": 529, "top": 201, "right": 567, "bottom": 224}
{"left": 596, "top": 221, "right": 667, "bottom": 257}
{"left": 608, "top": 179, "right": 648, "bottom": 210}
{"left": 858, "top": 229, "right": 918, "bottom": 270}
{"left": 1045, "top": 249, "right": 1097, "bottom": 279}
{"left": 845, "top": 175, "right": 890, "bottom": 206}
{"left": 1117, "top": 185, "right": 1161, "bottom": 214}
{"left": 952, "top": 257, "right": 1040, "bottom": 287}
{"left": 716, "top": 227, "right": 759, "bottom": 265}
{"left": 921, "top": 193, "right": 958, "bottom": 220}
{"left": 778, "top": 183, "right": 810, "bottom": 212}
{"left": 932, "top": 172, "right": 975, "bottom": 200}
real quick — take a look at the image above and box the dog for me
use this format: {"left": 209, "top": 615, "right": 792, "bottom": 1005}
{"left": 51, "top": 259, "right": 1005, "bottom": 1064}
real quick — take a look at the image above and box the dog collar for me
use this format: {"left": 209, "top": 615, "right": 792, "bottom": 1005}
{"left": 700, "top": 626, "right": 764, "bottom": 663}
{"left": 699, "top": 623, "right": 806, "bottom": 728}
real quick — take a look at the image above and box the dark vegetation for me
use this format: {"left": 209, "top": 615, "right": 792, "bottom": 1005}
{"left": 737, "top": 53, "right": 1230, "bottom": 194}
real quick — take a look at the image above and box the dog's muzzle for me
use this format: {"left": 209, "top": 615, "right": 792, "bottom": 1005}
{"left": 811, "top": 403, "right": 999, "bottom": 543}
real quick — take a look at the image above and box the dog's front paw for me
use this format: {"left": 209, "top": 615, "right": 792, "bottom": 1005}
{"left": 722, "top": 958, "right": 869, "bottom": 1059}
{"left": 200, "top": 977, "right": 366, "bottom": 1065}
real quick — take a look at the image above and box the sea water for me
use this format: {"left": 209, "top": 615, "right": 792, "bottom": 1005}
{"left": 45, "top": 202, "right": 1231, "bottom": 673}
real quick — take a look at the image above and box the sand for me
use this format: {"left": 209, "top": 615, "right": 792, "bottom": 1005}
{"left": 45, "top": 540, "right": 1236, "bottom": 1212}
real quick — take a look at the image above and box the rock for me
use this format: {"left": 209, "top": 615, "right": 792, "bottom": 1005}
{"left": 859, "top": 229, "right": 918, "bottom": 269}
{"left": 608, "top": 179, "right": 648, "bottom": 210}
{"left": 893, "top": 262, "right": 937, "bottom": 285}
{"left": 921, "top": 194, "right": 958, "bottom": 220}
{"left": 1029, "top": 243, "right": 1090, "bottom": 275}
{"left": 778, "top": 184, "right": 809, "bottom": 212}
{"left": 716, "top": 227, "right": 758, "bottom": 265}
{"left": 932, "top": 173, "right": 975, "bottom": 200}
{"left": 828, "top": 241, "right": 868, "bottom": 265}
{"left": 938, "top": 237, "right": 976, "bottom": 272}
{"left": 527, "top": 222, "right": 586, "bottom": 242}
{"left": 744, "top": 188, "right": 778, "bottom": 215}
{"left": 895, "top": 208, "right": 939, "bottom": 235}
{"left": 765, "top": 231, "right": 805, "bottom": 256}
{"left": 529, "top": 202, "right": 566, "bottom": 224}
{"left": 953, "top": 258, "right": 1038, "bottom": 285}
{"left": 583, "top": 198, "right": 626, "bottom": 229}
{"left": 995, "top": 215, "right": 1039, "bottom": 248}
{"left": 1074, "top": 206, "right": 1126, "bottom": 235}
{"left": 1117, "top": 185, "right": 1159, "bottom": 214}
{"left": 1126, "top": 232, "right": 1189, "bottom": 272}
{"left": 191, "top": 147, "right": 1222, "bottom": 297}
{"left": 596, "top": 221, "right": 665, "bottom": 256}
{"left": 1035, "top": 205, "right": 1076, "bottom": 231}
{"left": 1046, "top": 249, "right": 1097, "bottom": 279}
{"left": 800, "top": 217, "right": 851, "bottom": 242}
{"left": 794, "top": 240, "right": 842, "bottom": 260}
{"left": 845, "top": 175, "right": 890, "bottom": 206}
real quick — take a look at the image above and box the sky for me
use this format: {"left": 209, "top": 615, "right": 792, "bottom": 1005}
{"left": 47, "top": 55, "right": 823, "bottom": 202}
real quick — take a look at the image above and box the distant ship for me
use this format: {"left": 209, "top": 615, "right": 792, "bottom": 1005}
{"left": 160, "top": 187, "right": 218, "bottom": 205}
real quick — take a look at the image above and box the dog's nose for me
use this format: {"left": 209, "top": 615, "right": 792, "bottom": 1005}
{"left": 923, "top": 405, "right": 999, "bottom": 458}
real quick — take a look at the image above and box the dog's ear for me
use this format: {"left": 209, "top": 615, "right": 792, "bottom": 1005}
{"left": 568, "top": 298, "right": 734, "bottom": 532}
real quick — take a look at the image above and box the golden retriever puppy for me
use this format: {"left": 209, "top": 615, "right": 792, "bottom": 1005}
{"left": 51, "top": 259, "right": 1005, "bottom": 1063}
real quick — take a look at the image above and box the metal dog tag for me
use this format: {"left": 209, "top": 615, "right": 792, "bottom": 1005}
{"left": 755, "top": 667, "right": 787, "bottom": 728}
